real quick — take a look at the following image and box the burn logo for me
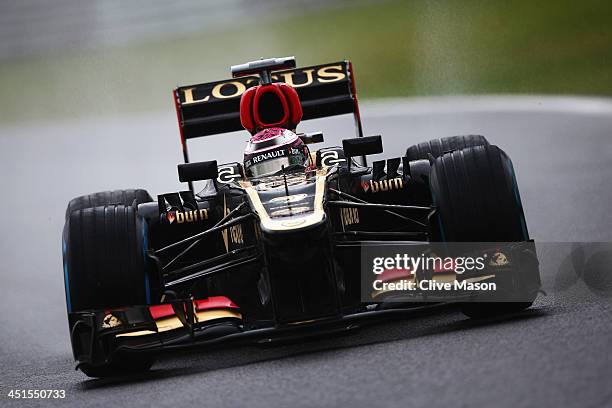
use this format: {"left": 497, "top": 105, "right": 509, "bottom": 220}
{"left": 362, "top": 177, "right": 405, "bottom": 193}
{"left": 167, "top": 209, "right": 209, "bottom": 224}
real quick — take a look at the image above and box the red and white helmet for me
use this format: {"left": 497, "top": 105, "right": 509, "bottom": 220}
{"left": 243, "top": 127, "right": 311, "bottom": 177}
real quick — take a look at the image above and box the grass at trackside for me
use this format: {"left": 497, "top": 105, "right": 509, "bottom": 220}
{"left": 1, "top": 0, "right": 611, "bottom": 123}
{"left": 280, "top": 0, "right": 612, "bottom": 96}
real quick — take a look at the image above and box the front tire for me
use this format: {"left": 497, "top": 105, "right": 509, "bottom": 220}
{"left": 429, "top": 145, "right": 527, "bottom": 242}
{"left": 63, "top": 204, "right": 156, "bottom": 376}
{"left": 429, "top": 145, "right": 536, "bottom": 318}
{"left": 63, "top": 204, "right": 152, "bottom": 311}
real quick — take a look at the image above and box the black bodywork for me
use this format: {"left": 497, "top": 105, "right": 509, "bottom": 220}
{"left": 149, "top": 149, "right": 433, "bottom": 320}
{"left": 67, "top": 59, "right": 540, "bottom": 369}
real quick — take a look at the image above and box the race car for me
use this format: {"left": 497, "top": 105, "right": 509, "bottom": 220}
{"left": 62, "top": 56, "right": 541, "bottom": 377}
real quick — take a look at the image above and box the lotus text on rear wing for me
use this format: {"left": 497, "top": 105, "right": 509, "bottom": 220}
{"left": 179, "top": 64, "right": 347, "bottom": 104}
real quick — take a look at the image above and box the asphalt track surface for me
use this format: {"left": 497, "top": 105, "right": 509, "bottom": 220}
{"left": 1, "top": 96, "right": 611, "bottom": 407}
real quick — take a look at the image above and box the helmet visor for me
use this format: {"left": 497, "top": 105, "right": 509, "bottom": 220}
{"left": 248, "top": 157, "right": 292, "bottom": 177}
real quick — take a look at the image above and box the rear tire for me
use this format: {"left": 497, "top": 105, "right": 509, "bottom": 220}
{"left": 429, "top": 145, "right": 535, "bottom": 318}
{"left": 66, "top": 189, "right": 152, "bottom": 219}
{"left": 406, "top": 135, "right": 489, "bottom": 161}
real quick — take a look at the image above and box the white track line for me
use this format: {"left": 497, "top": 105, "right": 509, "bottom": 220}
{"left": 362, "top": 95, "right": 612, "bottom": 117}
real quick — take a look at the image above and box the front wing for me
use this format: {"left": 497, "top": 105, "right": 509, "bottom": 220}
{"left": 69, "top": 242, "right": 540, "bottom": 370}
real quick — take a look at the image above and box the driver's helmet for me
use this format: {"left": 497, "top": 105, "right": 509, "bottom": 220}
{"left": 243, "top": 127, "right": 311, "bottom": 177}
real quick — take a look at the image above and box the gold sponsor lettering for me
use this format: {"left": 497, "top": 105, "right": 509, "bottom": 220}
{"left": 181, "top": 87, "right": 210, "bottom": 104}
{"left": 317, "top": 65, "right": 346, "bottom": 83}
{"left": 340, "top": 207, "right": 359, "bottom": 226}
{"left": 211, "top": 81, "right": 247, "bottom": 99}
{"left": 275, "top": 69, "right": 315, "bottom": 88}
{"left": 172, "top": 209, "right": 209, "bottom": 224}
{"left": 230, "top": 223, "right": 244, "bottom": 245}
{"left": 366, "top": 177, "right": 404, "bottom": 193}
{"left": 222, "top": 196, "right": 244, "bottom": 251}
{"left": 179, "top": 65, "right": 347, "bottom": 106}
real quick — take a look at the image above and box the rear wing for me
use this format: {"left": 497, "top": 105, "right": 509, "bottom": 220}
{"left": 173, "top": 60, "right": 363, "bottom": 165}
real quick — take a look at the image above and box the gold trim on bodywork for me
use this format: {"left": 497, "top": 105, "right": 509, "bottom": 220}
{"left": 222, "top": 194, "right": 230, "bottom": 252}
{"left": 116, "top": 330, "right": 157, "bottom": 338}
{"left": 115, "top": 309, "right": 243, "bottom": 338}
{"left": 196, "top": 309, "right": 242, "bottom": 322}
{"left": 154, "top": 316, "right": 184, "bottom": 333}
{"left": 240, "top": 168, "right": 328, "bottom": 232}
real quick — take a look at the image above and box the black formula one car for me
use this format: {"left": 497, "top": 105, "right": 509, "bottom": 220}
{"left": 62, "top": 57, "right": 541, "bottom": 377}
